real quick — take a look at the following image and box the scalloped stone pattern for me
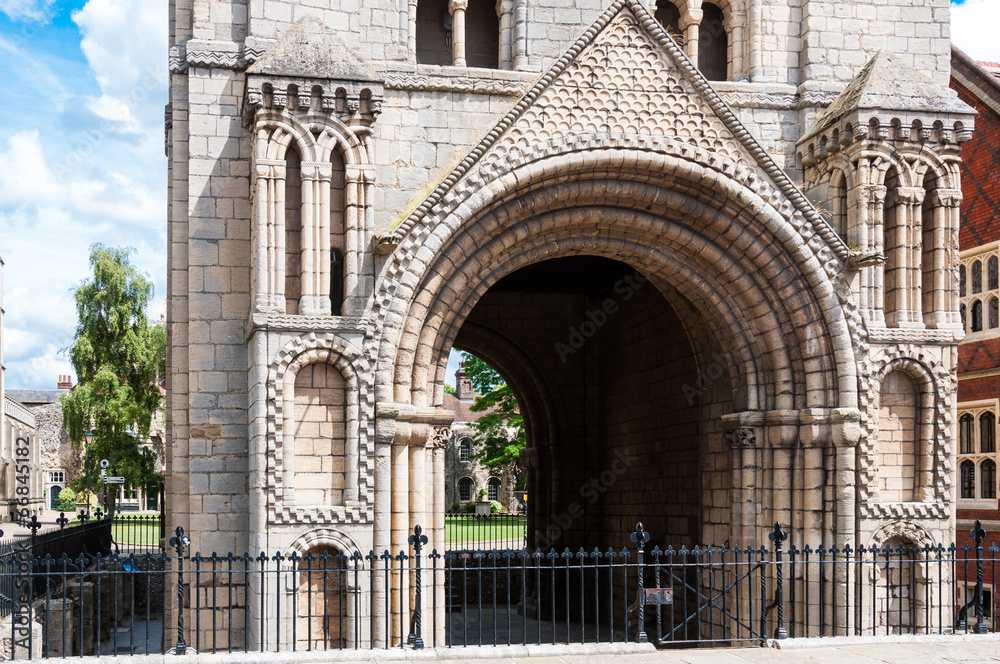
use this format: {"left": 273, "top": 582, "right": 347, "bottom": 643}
{"left": 482, "top": 12, "right": 744, "bottom": 170}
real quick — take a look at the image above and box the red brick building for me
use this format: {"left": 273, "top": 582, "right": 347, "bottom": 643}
{"left": 952, "top": 46, "right": 1000, "bottom": 617}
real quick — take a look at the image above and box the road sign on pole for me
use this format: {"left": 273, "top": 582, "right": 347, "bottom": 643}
{"left": 103, "top": 477, "right": 125, "bottom": 484}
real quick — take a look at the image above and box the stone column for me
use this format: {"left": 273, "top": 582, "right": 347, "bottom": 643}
{"left": 726, "top": 9, "right": 746, "bottom": 79}
{"left": 372, "top": 405, "right": 399, "bottom": 647}
{"left": 850, "top": 180, "right": 887, "bottom": 327}
{"left": 923, "top": 189, "right": 963, "bottom": 329}
{"left": 344, "top": 167, "right": 364, "bottom": 315}
{"left": 407, "top": 0, "right": 418, "bottom": 62}
{"left": 722, "top": 412, "right": 763, "bottom": 547}
{"left": 680, "top": 6, "right": 703, "bottom": 69}
{"left": 885, "top": 186, "right": 925, "bottom": 328}
{"left": 298, "top": 161, "right": 333, "bottom": 315}
{"left": 252, "top": 158, "right": 287, "bottom": 313}
{"left": 450, "top": 0, "right": 468, "bottom": 67}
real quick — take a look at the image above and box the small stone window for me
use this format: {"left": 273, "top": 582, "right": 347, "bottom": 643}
{"left": 458, "top": 477, "right": 474, "bottom": 502}
{"left": 990, "top": 256, "right": 999, "bottom": 291}
{"left": 990, "top": 297, "right": 999, "bottom": 330}
{"left": 973, "top": 260, "right": 983, "bottom": 294}
{"left": 459, "top": 438, "right": 471, "bottom": 461}
{"left": 961, "top": 414, "right": 975, "bottom": 454}
{"left": 983, "top": 412, "right": 997, "bottom": 454}
{"left": 487, "top": 477, "right": 501, "bottom": 502}
{"left": 982, "top": 459, "right": 996, "bottom": 499}
{"left": 972, "top": 300, "right": 983, "bottom": 333}
{"left": 960, "top": 264, "right": 967, "bottom": 297}
{"left": 962, "top": 460, "right": 976, "bottom": 499}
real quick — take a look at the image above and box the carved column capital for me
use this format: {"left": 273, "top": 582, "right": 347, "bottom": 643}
{"left": 724, "top": 427, "right": 757, "bottom": 448}
{"left": 930, "top": 188, "right": 963, "bottom": 207}
{"left": 449, "top": 0, "right": 468, "bottom": 12}
{"left": 301, "top": 161, "right": 333, "bottom": 180}
{"left": 855, "top": 184, "right": 886, "bottom": 205}
{"left": 894, "top": 186, "right": 925, "bottom": 205}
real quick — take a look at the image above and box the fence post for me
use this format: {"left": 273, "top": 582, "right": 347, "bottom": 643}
{"left": 973, "top": 520, "right": 988, "bottom": 634}
{"left": 768, "top": 522, "right": 788, "bottom": 640}
{"left": 407, "top": 525, "right": 428, "bottom": 649}
{"left": 169, "top": 526, "right": 192, "bottom": 654}
{"left": 56, "top": 513, "right": 68, "bottom": 531}
{"left": 630, "top": 522, "right": 650, "bottom": 643}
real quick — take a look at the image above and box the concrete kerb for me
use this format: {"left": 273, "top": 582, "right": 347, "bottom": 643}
{"left": 772, "top": 632, "right": 1000, "bottom": 649}
{"left": 69, "top": 642, "right": 658, "bottom": 664}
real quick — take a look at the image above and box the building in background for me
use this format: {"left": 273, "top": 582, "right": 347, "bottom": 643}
{"left": 952, "top": 48, "right": 1000, "bottom": 616}
{"left": 0, "top": 256, "right": 44, "bottom": 519}
{"left": 443, "top": 362, "right": 521, "bottom": 512}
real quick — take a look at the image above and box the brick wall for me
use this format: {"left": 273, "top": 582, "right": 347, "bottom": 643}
{"left": 953, "top": 81, "right": 1000, "bottom": 250}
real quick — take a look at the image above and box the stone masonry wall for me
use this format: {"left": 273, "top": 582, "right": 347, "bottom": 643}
{"left": 877, "top": 370, "right": 918, "bottom": 503}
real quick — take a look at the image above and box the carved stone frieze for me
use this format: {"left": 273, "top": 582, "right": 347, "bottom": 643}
{"left": 723, "top": 428, "right": 757, "bottom": 448}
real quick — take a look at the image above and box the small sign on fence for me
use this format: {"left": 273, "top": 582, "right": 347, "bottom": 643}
{"left": 103, "top": 476, "right": 125, "bottom": 484}
{"left": 644, "top": 588, "right": 673, "bottom": 605}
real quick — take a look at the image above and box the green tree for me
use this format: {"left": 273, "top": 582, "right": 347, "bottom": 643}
{"left": 61, "top": 245, "right": 163, "bottom": 512}
{"left": 461, "top": 353, "right": 525, "bottom": 480}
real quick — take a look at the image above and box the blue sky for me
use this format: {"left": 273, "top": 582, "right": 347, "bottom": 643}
{"left": 1, "top": 0, "right": 998, "bottom": 389}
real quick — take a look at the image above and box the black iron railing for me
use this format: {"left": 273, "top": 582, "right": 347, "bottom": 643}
{"left": 0, "top": 520, "right": 997, "bottom": 658}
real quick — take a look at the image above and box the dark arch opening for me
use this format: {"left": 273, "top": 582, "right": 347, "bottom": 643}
{"left": 699, "top": 3, "right": 728, "bottom": 81}
{"left": 466, "top": 0, "right": 500, "bottom": 68}
{"left": 655, "top": 0, "right": 681, "bottom": 39}
{"left": 452, "top": 256, "right": 731, "bottom": 552}
{"left": 416, "top": 0, "right": 452, "bottom": 65}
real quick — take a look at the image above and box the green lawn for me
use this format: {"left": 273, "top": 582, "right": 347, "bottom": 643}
{"left": 112, "top": 518, "right": 161, "bottom": 546}
{"left": 445, "top": 515, "right": 526, "bottom": 544}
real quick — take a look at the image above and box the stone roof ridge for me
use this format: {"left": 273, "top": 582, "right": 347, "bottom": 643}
{"left": 391, "top": 0, "right": 850, "bottom": 261}
{"left": 247, "top": 15, "right": 379, "bottom": 82}
{"left": 813, "top": 50, "right": 972, "bottom": 134}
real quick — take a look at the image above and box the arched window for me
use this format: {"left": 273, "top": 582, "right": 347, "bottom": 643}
{"left": 961, "top": 413, "right": 976, "bottom": 454}
{"left": 487, "top": 477, "right": 501, "bottom": 502}
{"left": 293, "top": 363, "right": 348, "bottom": 506}
{"left": 961, "top": 304, "right": 967, "bottom": 331}
{"left": 297, "top": 546, "right": 347, "bottom": 650}
{"left": 285, "top": 146, "right": 303, "bottom": 314}
{"left": 961, "top": 460, "right": 976, "bottom": 499}
{"left": 699, "top": 3, "right": 728, "bottom": 81}
{"left": 960, "top": 264, "right": 967, "bottom": 297}
{"left": 982, "top": 460, "right": 996, "bottom": 499}
{"left": 972, "top": 300, "right": 983, "bottom": 332}
{"left": 458, "top": 477, "right": 474, "bottom": 502}
{"left": 416, "top": 0, "right": 452, "bottom": 65}
{"left": 465, "top": 0, "right": 500, "bottom": 68}
{"left": 990, "top": 297, "right": 999, "bottom": 330}
{"left": 655, "top": 0, "right": 681, "bottom": 38}
{"left": 883, "top": 166, "right": 903, "bottom": 325}
{"left": 877, "top": 370, "right": 918, "bottom": 502}
{"left": 459, "top": 437, "right": 471, "bottom": 461}
{"left": 983, "top": 412, "right": 997, "bottom": 453}
{"left": 990, "top": 256, "right": 999, "bottom": 291}
{"left": 330, "top": 149, "right": 346, "bottom": 315}
{"left": 973, "top": 260, "right": 983, "bottom": 294}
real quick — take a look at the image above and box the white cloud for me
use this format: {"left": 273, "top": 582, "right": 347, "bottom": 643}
{"left": 72, "top": 0, "right": 168, "bottom": 136}
{"left": 952, "top": 0, "right": 1000, "bottom": 63}
{"left": 0, "top": 0, "right": 54, "bottom": 22}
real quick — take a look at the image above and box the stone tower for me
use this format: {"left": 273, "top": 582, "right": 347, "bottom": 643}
{"left": 166, "top": 0, "right": 973, "bottom": 625}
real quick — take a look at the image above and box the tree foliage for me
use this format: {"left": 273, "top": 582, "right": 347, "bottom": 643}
{"left": 461, "top": 353, "right": 524, "bottom": 474}
{"left": 61, "top": 245, "right": 164, "bottom": 503}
